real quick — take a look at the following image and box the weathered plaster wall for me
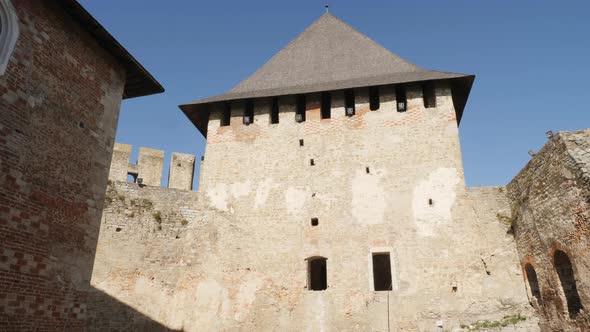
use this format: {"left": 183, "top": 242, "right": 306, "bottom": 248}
{"left": 94, "top": 82, "right": 539, "bottom": 331}
{"left": 507, "top": 129, "right": 590, "bottom": 331}
{"left": 0, "top": 1, "right": 127, "bottom": 330}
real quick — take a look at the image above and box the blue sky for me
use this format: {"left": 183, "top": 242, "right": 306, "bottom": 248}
{"left": 80, "top": 0, "right": 590, "bottom": 188}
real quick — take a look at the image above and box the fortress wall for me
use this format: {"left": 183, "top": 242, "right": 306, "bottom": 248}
{"left": 91, "top": 181, "right": 202, "bottom": 327}
{"left": 507, "top": 129, "right": 590, "bottom": 331}
{"left": 93, "top": 81, "right": 538, "bottom": 331}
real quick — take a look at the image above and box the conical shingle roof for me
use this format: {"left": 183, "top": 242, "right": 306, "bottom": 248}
{"left": 181, "top": 13, "right": 474, "bottom": 136}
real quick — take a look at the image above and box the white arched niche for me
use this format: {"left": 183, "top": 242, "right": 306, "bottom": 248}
{"left": 0, "top": 0, "right": 19, "bottom": 76}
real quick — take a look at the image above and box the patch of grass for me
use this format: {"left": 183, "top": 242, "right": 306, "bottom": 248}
{"left": 497, "top": 201, "right": 521, "bottom": 236}
{"left": 140, "top": 199, "right": 153, "bottom": 209}
{"left": 152, "top": 211, "right": 162, "bottom": 223}
{"left": 104, "top": 195, "right": 113, "bottom": 205}
{"left": 462, "top": 314, "right": 526, "bottom": 330}
{"left": 180, "top": 219, "right": 188, "bottom": 226}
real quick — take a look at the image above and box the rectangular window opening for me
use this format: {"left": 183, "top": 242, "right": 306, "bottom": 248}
{"left": 243, "top": 100, "right": 254, "bottom": 125}
{"left": 396, "top": 86, "right": 407, "bottom": 113}
{"left": 221, "top": 102, "right": 231, "bottom": 126}
{"left": 423, "top": 82, "right": 436, "bottom": 108}
{"left": 299, "top": 139, "right": 304, "bottom": 147}
{"left": 310, "top": 159, "right": 315, "bottom": 166}
{"left": 344, "top": 89, "right": 355, "bottom": 116}
{"left": 270, "top": 97, "right": 280, "bottom": 124}
{"left": 321, "top": 92, "right": 331, "bottom": 119}
{"left": 308, "top": 257, "right": 327, "bottom": 291}
{"left": 372, "top": 253, "right": 393, "bottom": 291}
{"left": 369, "top": 87, "right": 380, "bottom": 111}
{"left": 296, "top": 94, "right": 306, "bottom": 123}
{"left": 311, "top": 218, "right": 319, "bottom": 226}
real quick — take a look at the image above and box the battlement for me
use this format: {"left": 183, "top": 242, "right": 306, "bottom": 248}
{"left": 204, "top": 81, "right": 455, "bottom": 143}
{"left": 108, "top": 143, "right": 196, "bottom": 190}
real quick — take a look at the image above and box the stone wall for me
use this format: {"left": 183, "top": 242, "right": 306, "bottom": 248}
{"left": 507, "top": 129, "right": 590, "bottom": 331}
{"left": 93, "top": 81, "right": 539, "bottom": 331}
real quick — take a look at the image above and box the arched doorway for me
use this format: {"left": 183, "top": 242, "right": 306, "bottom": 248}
{"left": 554, "top": 250, "right": 583, "bottom": 318}
{"left": 524, "top": 263, "right": 542, "bottom": 303}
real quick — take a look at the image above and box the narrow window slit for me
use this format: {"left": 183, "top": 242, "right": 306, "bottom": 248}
{"left": 243, "top": 100, "right": 254, "bottom": 125}
{"left": 321, "top": 92, "right": 331, "bottom": 119}
{"left": 345, "top": 90, "right": 355, "bottom": 116}
{"left": 369, "top": 86, "right": 380, "bottom": 111}
{"left": 221, "top": 102, "right": 231, "bottom": 126}
{"left": 396, "top": 86, "right": 407, "bottom": 112}
{"left": 452, "top": 286, "right": 458, "bottom": 293}
{"left": 270, "top": 97, "right": 279, "bottom": 124}
{"left": 299, "top": 139, "right": 304, "bottom": 147}
{"left": 366, "top": 167, "right": 370, "bottom": 174}
{"left": 428, "top": 198, "right": 434, "bottom": 206}
{"left": 372, "top": 253, "right": 393, "bottom": 291}
{"left": 296, "top": 94, "right": 306, "bottom": 123}
{"left": 423, "top": 82, "right": 436, "bottom": 108}
{"left": 310, "top": 159, "right": 315, "bottom": 166}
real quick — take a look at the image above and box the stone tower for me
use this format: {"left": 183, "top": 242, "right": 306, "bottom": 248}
{"left": 175, "top": 13, "right": 537, "bottom": 331}
{"left": 94, "top": 13, "right": 538, "bottom": 331}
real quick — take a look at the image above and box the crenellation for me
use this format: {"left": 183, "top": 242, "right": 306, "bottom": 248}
{"left": 331, "top": 90, "right": 346, "bottom": 118}
{"left": 169, "top": 153, "right": 196, "bottom": 190}
{"left": 138, "top": 147, "right": 165, "bottom": 186}
{"left": 107, "top": 144, "right": 196, "bottom": 190}
{"left": 379, "top": 85, "right": 396, "bottom": 113}
{"left": 253, "top": 97, "right": 271, "bottom": 125}
{"left": 278, "top": 95, "right": 297, "bottom": 124}
{"left": 204, "top": 83, "right": 461, "bottom": 144}
{"left": 109, "top": 143, "right": 132, "bottom": 182}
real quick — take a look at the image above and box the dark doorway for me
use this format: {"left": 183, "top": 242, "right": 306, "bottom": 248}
{"left": 308, "top": 257, "right": 327, "bottom": 291}
{"left": 524, "top": 263, "right": 542, "bottom": 303}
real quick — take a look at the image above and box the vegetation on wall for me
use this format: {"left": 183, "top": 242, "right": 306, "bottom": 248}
{"left": 461, "top": 314, "right": 526, "bottom": 330}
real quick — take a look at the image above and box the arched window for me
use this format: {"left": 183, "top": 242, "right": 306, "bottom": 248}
{"left": 0, "top": 0, "right": 19, "bottom": 76}
{"left": 307, "top": 256, "right": 327, "bottom": 291}
{"left": 524, "top": 263, "right": 542, "bottom": 303}
{"left": 554, "top": 250, "right": 583, "bottom": 318}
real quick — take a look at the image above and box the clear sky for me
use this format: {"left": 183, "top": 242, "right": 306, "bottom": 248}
{"left": 79, "top": 0, "right": 590, "bottom": 189}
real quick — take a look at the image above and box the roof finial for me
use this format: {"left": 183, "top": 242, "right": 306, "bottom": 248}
{"left": 325, "top": 0, "right": 329, "bottom": 13}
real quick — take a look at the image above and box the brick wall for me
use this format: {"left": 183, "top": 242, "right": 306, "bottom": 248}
{"left": 0, "top": 1, "right": 135, "bottom": 330}
{"left": 508, "top": 129, "right": 590, "bottom": 331}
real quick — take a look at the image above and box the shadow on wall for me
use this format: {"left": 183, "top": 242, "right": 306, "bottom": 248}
{"left": 86, "top": 289, "right": 183, "bottom": 332}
